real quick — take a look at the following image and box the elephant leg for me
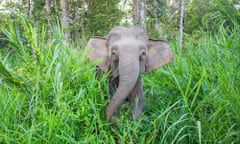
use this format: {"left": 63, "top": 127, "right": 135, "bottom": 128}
{"left": 130, "top": 78, "right": 144, "bottom": 119}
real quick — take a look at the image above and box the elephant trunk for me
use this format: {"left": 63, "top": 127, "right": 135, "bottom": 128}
{"left": 106, "top": 55, "right": 139, "bottom": 121}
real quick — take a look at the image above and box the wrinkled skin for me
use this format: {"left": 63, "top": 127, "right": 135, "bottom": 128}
{"left": 85, "top": 26, "right": 173, "bottom": 122}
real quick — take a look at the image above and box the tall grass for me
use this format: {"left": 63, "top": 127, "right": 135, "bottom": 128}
{"left": 0, "top": 15, "right": 239, "bottom": 143}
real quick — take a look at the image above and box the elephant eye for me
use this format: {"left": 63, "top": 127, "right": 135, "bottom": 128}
{"left": 112, "top": 50, "right": 117, "bottom": 55}
{"left": 140, "top": 50, "right": 147, "bottom": 60}
{"left": 112, "top": 49, "right": 118, "bottom": 56}
{"left": 111, "top": 45, "right": 118, "bottom": 55}
{"left": 141, "top": 51, "right": 146, "bottom": 56}
{"left": 111, "top": 47, "right": 118, "bottom": 60}
{"left": 140, "top": 48, "right": 146, "bottom": 56}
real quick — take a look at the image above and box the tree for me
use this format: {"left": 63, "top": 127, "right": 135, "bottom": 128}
{"left": 133, "top": 0, "right": 146, "bottom": 29}
{"left": 45, "top": 0, "right": 52, "bottom": 42}
{"left": 69, "top": 0, "right": 82, "bottom": 41}
{"left": 86, "top": 0, "right": 123, "bottom": 36}
{"left": 45, "top": 0, "right": 51, "bottom": 26}
{"left": 152, "top": 0, "right": 158, "bottom": 31}
{"left": 60, "top": 0, "right": 71, "bottom": 43}
{"left": 178, "top": 0, "right": 184, "bottom": 49}
{"left": 27, "top": 0, "right": 31, "bottom": 16}
{"left": 146, "top": 0, "right": 169, "bottom": 38}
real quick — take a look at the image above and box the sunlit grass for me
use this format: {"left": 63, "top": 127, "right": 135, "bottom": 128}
{"left": 0, "top": 16, "right": 239, "bottom": 143}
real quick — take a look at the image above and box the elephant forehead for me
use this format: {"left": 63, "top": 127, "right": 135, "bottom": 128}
{"left": 108, "top": 26, "right": 146, "bottom": 36}
{"left": 115, "top": 38, "right": 146, "bottom": 47}
{"left": 106, "top": 27, "right": 148, "bottom": 45}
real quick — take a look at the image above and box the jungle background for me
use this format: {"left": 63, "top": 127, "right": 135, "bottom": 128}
{"left": 0, "top": 0, "right": 240, "bottom": 143}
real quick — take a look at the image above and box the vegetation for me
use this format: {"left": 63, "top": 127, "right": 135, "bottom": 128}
{"left": 0, "top": 0, "right": 240, "bottom": 143}
{"left": 185, "top": 0, "right": 240, "bottom": 36}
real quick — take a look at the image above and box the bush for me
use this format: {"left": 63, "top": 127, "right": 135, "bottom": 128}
{"left": 185, "top": 0, "right": 240, "bottom": 34}
{"left": 0, "top": 15, "right": 239, "bottom": 143}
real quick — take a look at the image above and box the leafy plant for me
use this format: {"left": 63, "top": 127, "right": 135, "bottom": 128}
{"left": 185, "top": 0, "right": 240, "bottom": 34}
{"left": 0, "top": 14, "right": 239, "bottom": 143}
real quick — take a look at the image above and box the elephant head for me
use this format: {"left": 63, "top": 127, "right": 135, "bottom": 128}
{"left": 85, "top": 26, "right": 173, "bottom": 121}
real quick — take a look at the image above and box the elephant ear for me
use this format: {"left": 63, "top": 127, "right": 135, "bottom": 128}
{"left": 85, "top": 36, "right": 109, "bottom": 72}
{"left": 145, "top": 39, "right": 173, "bottom": 72}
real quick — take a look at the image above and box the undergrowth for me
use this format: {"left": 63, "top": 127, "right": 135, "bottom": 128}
{"left": 0, "top": 16, "right": 239, "bottom": 143}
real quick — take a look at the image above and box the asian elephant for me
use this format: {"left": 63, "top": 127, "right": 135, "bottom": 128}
{"left": 85, "top": 26, "right": 173, "bottom": 122}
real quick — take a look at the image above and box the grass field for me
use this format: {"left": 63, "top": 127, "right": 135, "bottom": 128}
{"left": 0, "top": 17, "right": 239, "bottom": 143}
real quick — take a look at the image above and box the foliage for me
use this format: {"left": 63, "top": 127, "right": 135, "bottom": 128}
{"left": 144, "top": 22, "right": 240, "bottom": 143}
{"left": 185, "top": 0, "right": 240, "bottom": 35}
{"left": 0, "top": 15, "right": 108, "bottom": 143}
{"left": 146, "top": 0, "right": 170, "bottom": 38}
{"left": 31, "top": 0, "right": 47, "bottom": 22}
{"left": 85, "top": 0, "right": 123, "bottom": 37}
{"left": 0, "top": 15, "right": 239, "bottom": 143}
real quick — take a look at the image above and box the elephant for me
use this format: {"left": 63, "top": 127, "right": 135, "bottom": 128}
{"left": 85, "top": 26, "right": 173, "bottom": 122}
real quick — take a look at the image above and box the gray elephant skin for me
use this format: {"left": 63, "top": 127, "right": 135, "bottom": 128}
{"left": 85, "top": 26, "right": 173, "bottom": 122}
